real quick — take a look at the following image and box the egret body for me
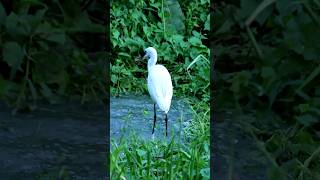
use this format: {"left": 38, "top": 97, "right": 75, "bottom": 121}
{"left": 143, "top": 47, "right": 173, "bottom": 136}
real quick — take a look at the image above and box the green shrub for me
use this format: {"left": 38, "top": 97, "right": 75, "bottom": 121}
{"left": 110, "top": 0, "right": 210, "bottom": 103}
{"left": 0, "top": 0, "right": 106, "bottom": 109}
{"left": 214, "top": 0, "right": 320, "bottom": 178}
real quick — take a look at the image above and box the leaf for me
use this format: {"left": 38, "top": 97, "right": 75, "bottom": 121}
{"left": 295, "top": 131, "right": 314, "bottom": 144}
{"left": 40, "top": 83, "right": 53, "bottom": 99}
{"left": 276, "top": 0, "right": 301, "bottom": 18}
{"left": 189, "top": 37, "right": 202, "bottom": 46}
{"left": 131, "top": 9, "right": 139, "bottom": 20}
{"left": 200, "top": 168, "right": 210, "bottom": 178}
{"left": 256, "top": 5, "right": 274, "bottom": 25}
{"left": 296, "top": 114, "right": 318, "bottom": 127}
{"left": 237, "top": 0, "right": 260, "bottom": 20}
{"left": 5, "top": 13, "right": 31, "bottom": 38}
{"left": 267, "top": 166, "right": 287, "bottom": 180}
{"left": 68, "top": 12, "right": 105, "bottom": 33}
{"left": 164, "top": 0, "right": 185, "bottom": 33}
{"left": 118, "top": 52, "right": 130, "bottom": 57}
{"left": 266, "top": 133, "right": 283, "bottom": 152}
{"left": 204, "top": 143, "right": 209, "bottom": 152}
{"left": 113, "top": 29, "right": 120, "bottom": 40}
{"left": 230, "top": 71, "right": 251, "bottom": 94}
{"left": 36, "top": 22, "right": 66, "bottom": 44}
{"left": 136, "top": 149, "right": 146, "bottom": 157}
{"left": 245, "top": 0, "right": 276, "bottom": 26}
{"left": 296, "top": 65, "right": 320, "bottom": 92}
{"left": 298, "top": 104, "right": 310, "bottom": 113}
{"left": 0, "top": 81, "right": 21, "bottom": 101}
{"left": 111, "top": 75, "right": 118, "bottom": 83}
{"left": 171, "top": 35, "right": 187, "bottom": 48}
{"left": 32, "top": 50, "right": 67, "bottom": 85}
{"left": 192, "top": 30, "right": 206, "bottom": 39}
{"left": 204, "top": 14, "right": 210, "bottom": 31}
{"left": 267, "top": 81, "right": 281, "bottom": 108}
{"left": 261, "top": 67, "right": 276, "bottom": 78}
{"left": 2, "top": 42, "right": 25, "bottom": 78}
{"left": 46, "top": 32, "right": 66, "bottom": 44}
{"left": 27, "top": 79, "right": 38, "bottom": 100}
{"left": 33, "top": 8, "right": 47, "bottom": 25}
{"left": 0, "top": 2, "right": 6, "bottom": 25}
{"left": 215, "top": 19, "right": 233, "bottom": 34}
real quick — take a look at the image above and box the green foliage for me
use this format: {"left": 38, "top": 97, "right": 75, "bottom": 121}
{"left": 215, "top": 0, "right": 320, "bottom": 178}
{"left": 111, "top": 133, "right": 209, "bottom": 179}
{"left": 111, "top": 0, "right": 210, "bottom": 179}
{"left": 111, "top": 0, "right": 210, "bottom": 102}
{"left": 111, "top": 103, "right": 210, "bottom": 179}
{"left": 0, "top": 0, "right": 106, "bottom": 109}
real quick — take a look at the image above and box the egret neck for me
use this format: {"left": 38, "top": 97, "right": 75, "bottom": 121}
{"left": 147, "top": 51, "right": 157, "bottom": 70}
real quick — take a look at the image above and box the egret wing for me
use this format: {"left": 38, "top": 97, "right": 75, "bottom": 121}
{"left": 147, "top": 65, "right": 173, "bottom": 113}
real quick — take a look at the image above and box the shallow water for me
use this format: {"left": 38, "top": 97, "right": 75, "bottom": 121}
{"left": 214, "top": 111, "right": 268, "bottom": 179}
{"left": 0, "top": 95, "right": 192, "bottom": 178}
{"left": 110, "top": 95, "right": 193, "bottom": 143}
{"left": 0, "top": 96, "right": 268, "bottom": 179}
{"left": 0, "top": 101, "right": 107, "bottom": 179}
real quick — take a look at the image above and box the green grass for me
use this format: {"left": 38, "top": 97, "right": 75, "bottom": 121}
{"left": 110, "top": 100, "right": 210, "bottom": 179}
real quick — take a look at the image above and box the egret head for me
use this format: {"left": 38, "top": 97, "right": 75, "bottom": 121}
{"left": 142, "top": 47, "right": 157, "bottom": 60}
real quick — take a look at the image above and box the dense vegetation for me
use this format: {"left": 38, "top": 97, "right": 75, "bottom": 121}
{"left": 110, "top": 0, "right": 210, "bottom": 179}
{"left": 0, "top": 0, "right": 106, "bottom": 112}
{"left": 214, "top": 0, "right": 320, "bottom": 179}
{"left": 2, "top": 0, "right": 319, "bottom": 179}
{"left": 110, "top": 0, "right": 209, "bottom": 101}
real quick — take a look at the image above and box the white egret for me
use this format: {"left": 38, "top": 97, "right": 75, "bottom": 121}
{"left": 142, "top": 47, "right": 173, "bottom": 136}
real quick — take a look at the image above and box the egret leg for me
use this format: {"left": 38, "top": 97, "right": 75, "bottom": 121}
{"left": 152, "top": 104, "right": 157, "bottom": 134}
{"left": 165, "top": 114, "right": 168, "bottom": 136}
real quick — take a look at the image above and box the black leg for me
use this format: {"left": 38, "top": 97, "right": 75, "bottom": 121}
{"left": 165, "top": 114, "right": 168, "bottom": 136}
{"left": 152, "top": 104, "right": 157, "bottom": 134}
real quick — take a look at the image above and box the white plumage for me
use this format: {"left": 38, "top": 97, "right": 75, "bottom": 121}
{"left": 143, "top": 47, "right": 173, "bottom": 136}
{"left": 148, "top": 65, "right": 173, "bottom": 113}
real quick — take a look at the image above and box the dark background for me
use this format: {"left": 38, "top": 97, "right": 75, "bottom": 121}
{"left": 213, "top": 0, "right": 320, "bottom": 179}
{"left": 0, "top": 0, "right": 107, "bottom": 109}
{"left": 0, "top": 0, "right": 108, "bottom": 179}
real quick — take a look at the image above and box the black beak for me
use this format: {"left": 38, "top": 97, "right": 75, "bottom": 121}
{"left": 139, "top": 50, "right": 146, "bottom": 59}
{"left": 135, "top": 50, "right": 145, "bottom": 62}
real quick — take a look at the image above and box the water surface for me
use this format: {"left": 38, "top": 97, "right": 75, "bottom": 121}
{"left": 110, "top": 95, "right": 193, "bottom": 143}
{"left": 0, "top": 101, "right": 107, "bottom": 179}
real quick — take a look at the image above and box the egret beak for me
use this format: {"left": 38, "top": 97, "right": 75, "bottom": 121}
{"left": 135, "top": 56, "right": 142, "bottom": 62}
{"left": 142, "top": 54, "right": 147, "bottom": 60}
{"left": 135, "top": 51, "right": 147, "bottom": 62}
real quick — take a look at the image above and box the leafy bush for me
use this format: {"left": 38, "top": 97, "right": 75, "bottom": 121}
{"left": 0, "top": 0, "right": 106, "bottom": 109}
{"left": 110, "top": 0, "right": 210, "bottom": 103}
{"left": 214, "top": 0, "right": 320, "bottom": 178}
